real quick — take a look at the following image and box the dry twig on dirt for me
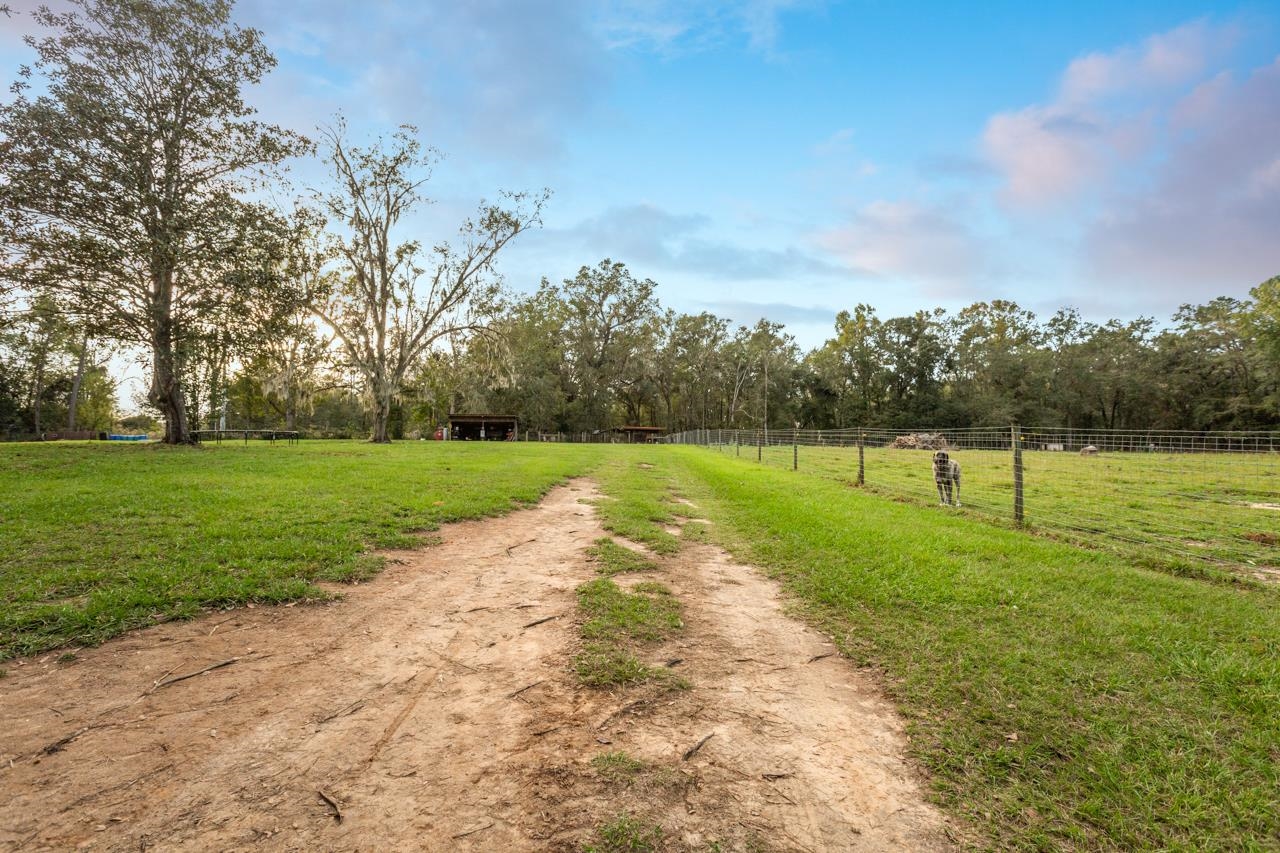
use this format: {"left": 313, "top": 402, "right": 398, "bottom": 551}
{"left": 508, "top": 680, "right": 544, "bottom": 700}
{"left": 149, "top": 657, "right": 241, "bottom": 691}
{"left": 505, "top": 538, "right": 537, "bottom": 557}
{"left": 317, "top": 699, "right": 365, "bottom": 724}
{"left": 682, "top": 732, "right": 715, "bottom": 760}
{"left": 451, "top": 821, "right": 494, "bottom": 839}
{"left": 39, "top": 724, "right": 96, "bottom": 756}
{"left": 317, "top": 790, "right": 343, "bottom": 823}
{"left": 521, "top": 614, "right": 560, "bottom": 629}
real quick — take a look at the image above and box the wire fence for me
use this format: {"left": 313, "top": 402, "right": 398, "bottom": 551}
{"left": 663, "top": 426, "right": 1280, "bottom": 583}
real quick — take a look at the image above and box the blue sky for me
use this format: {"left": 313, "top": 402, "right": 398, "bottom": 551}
{"left": 4, "top": 0, "right": 1279, "bottom": 348}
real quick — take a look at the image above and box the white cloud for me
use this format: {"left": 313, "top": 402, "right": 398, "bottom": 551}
{"left": 594, "top": 0, "right": 819, "bottom": 57}
{"left": 814, "top": 200, "right": 989, "bottom": 294}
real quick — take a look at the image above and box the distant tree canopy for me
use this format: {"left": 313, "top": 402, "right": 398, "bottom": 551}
{"left": 395, "top": 272, "right": 1278, "bottom": 437}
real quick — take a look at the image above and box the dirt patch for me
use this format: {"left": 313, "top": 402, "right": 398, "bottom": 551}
{"left": 0, "top": 482, "right": 952, "bottom": 851}
{"left": 1247, "top": 503, "right": 1280, "bottom": 511}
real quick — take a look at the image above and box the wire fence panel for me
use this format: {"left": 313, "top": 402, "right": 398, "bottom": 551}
{"left": 665, "top": 426, "right": 1280, "bottom": 583}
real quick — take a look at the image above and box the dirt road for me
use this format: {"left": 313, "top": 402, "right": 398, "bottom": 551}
{"left": 0, "top": 482, "right": 953, "bottom": 851}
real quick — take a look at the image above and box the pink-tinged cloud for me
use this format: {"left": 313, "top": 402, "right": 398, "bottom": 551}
{"left": 983, "top": 106, "right": 1114, "bottom": 206}
{"left": 984, "top": 20, "right": 1236, "bottom": 208}
{"left": 1058, "top": 20, "right": 1235, "bottom": 104}
{"left": 814, "top": 200, "right": 987, "bottom": 294}
{"left": 1084, "top": 56, "right": 1280, "bottom": 297}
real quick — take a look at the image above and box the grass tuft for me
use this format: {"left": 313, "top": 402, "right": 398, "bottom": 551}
{"left": 590, "top": 750, "right": 648, "bottom": 782}
{"left": 587, "top": 538, "right": 660, "bottom": 576}
{"left": 583, "top": 813, "right": 665, "bottom": 853}
{"left": 578, "top": 578, "right": 682, "bottom": 643}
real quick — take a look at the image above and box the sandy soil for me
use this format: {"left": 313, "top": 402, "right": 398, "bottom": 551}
{"left": 0, "top": 482, "right": 954, "bottom": 852}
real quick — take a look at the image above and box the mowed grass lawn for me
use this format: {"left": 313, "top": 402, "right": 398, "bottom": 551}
{"left": 0, "top": 440, "right": 604, "bottom": 658}
{"left": 660, "top": 446, "right": 1279, "bottom": 851}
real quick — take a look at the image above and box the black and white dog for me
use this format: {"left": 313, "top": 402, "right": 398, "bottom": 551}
{"left": 932, "top": 450, "right": 961, "bottom": 506}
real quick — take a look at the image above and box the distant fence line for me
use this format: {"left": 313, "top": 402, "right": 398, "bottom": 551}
{"left": 661, "top": 425, "right": 1280, "bottom": 582}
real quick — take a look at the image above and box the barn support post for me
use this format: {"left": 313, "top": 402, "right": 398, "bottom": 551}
{"left": 857, "top": 431, "right": 865, "bottom": 486}
{"left": 1012, "top": 424, "right": 1025, "bottom": 524}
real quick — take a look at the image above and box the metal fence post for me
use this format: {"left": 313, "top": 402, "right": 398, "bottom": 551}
{"left": 1012, "top": 425, "right": 1025, "bottom": 523}
{"left": 793, "top": 428, "right": 798, "bottom": 470}
{"left": 857, "top": 431, "right": 865, "bottom": 485}
{"left": 757, "top": 428, "right": 762, "bottom": 462}
{"left": 736, "top": 430, "right": 740, "bottom": 457}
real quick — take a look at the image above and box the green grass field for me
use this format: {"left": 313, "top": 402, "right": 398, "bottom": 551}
{"left": 660, "top": 446, "right": 1280, "bottom": 851}
{"left": 0, "top": 440, "right": 605, "bottom": 658}
{"left": 715, "top": 440, "right": 1280, "bottom": 581}
{"left": 3, "top": 440, "right": 1277, "bottom": 849}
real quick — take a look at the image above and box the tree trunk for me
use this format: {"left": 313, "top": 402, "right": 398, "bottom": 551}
{"left": 67, "top": 334, "right": 89, "bottom": 431}
{"left": 150, "top": 332, "right": 190, "bottom": 444}
{"left": 370, "top": 392, "right": 393, "bottom": 443}
{"left": 32, "top": 361, "right": 44, "bottom": 437}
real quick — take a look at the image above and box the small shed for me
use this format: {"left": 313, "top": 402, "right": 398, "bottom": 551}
{"left": 614, "top": 425, "right": 665, "bottom": 444}
{"left": 448, "top": 413, "right": 518, "bottom": 441}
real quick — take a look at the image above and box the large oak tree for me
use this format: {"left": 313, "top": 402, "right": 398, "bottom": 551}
{"left": 0, "top": 0, "right": 306, "bottom": 442}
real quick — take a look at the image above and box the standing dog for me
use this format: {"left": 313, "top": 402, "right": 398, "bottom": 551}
{"left": 933, "top": 450, "right": 961, "bottom": 506}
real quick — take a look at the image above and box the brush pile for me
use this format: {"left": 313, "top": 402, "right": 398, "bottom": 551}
{"left": 889, "top": 432, "right": 950, "bottom": 450}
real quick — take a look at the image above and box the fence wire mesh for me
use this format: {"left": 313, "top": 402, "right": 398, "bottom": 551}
{"left": 664, "top": 426, "right": 1280, "bottom": 582}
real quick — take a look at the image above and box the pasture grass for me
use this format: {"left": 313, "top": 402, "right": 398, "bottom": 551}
{"left": 573, "top": 576, "right": 687, "bottom": 689}
{"left": 578, "top": 578, "right": 682, "bottom": 643}
{"left": 660, "top": 445, "right": 1280, "bottom": 851}
{"left": 0, "top": 440, "right": 604, "bottom": 659}
{"left": 741, "top": 442, "right": 1280, "bottom": 581}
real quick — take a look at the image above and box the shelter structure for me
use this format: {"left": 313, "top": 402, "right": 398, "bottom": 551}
{"left": 613, "top": 425, "right": 665, "bottom": 444}
{"left": 447, "top": 413, "right": 517, "bottom": 441}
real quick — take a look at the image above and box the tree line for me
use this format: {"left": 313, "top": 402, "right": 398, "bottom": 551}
{"left": 2, "top": 1, "right": 1276, "bottom": 443}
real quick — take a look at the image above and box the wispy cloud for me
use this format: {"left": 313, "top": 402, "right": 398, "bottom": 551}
{"left": 1083, "top": 56, "right": 1280, "bottom": 297}
{"left": 698, "top": 299, "right": 837, "bottom": 326}
{"left": 540, "top": 203, "right": 849, "bottom": 281}
{"left": 239, "top": 1, "right": 609, "bottom": 160}
{"left": 813, "top": 199, "right": 990, "bottom": 295}
{"left": 594, "top": 0, "right": 820, "bottom": 57}
{"left": 975, "top": 18, "right": 1278, "bottom": 304}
